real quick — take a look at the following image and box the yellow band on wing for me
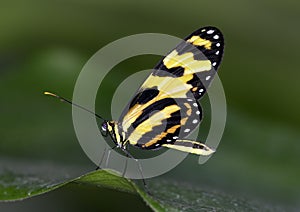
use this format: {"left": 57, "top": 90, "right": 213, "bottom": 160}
{"left": 163, "top": 50, "right": 211, "bottom": 75}
{"left": 187, "top": 36, "right": 212, "bottom": 49}
{"left": 128, "top": 104, "right": 180, "bottom": 145}
{"left": 162, "top": 140, "right": 215, "bottom": 156}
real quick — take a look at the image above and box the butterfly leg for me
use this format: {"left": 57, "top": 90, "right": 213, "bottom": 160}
{"left": 104, "top": 149, "right": 112, "bottom": 168}
{"left": 162, "top": 140, "right": 215, "bottom": 155}
{"left": 118, "top": 147, "right": 151, "bottom": 195}
{"left": 122, "top": 146, "right": 129, "bottom": 177}
{"left": 96, "top": 146, "right": 107, "bottom": 170}
{"left": 95, "top": 146, "right": 118, "bottom": 170}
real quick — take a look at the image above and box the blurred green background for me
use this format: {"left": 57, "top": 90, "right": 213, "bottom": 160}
{"left": 1, "top": 0, "right": 299, "bottom": 211}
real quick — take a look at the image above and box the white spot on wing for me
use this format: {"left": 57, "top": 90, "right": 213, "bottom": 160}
{"left": 212, "top": 62, "right": 217, "bottom": 66}
{"left": 216, "top": 43, "right": 220, "bottom": 47}
{"left": 196, "top": 111, "right": 200, "bottom": 115}
{"left": 199, "top": 89, "right": 204, "bottom": 92}
{"left": 206, "top": 76, "right": 211, "bottom": 81}
{"left": 193, "top": 103, "right": 198, "bottom": 107}
{"left": 207, "top": 30, "right": 214, "bottom": 34}
{"left": 192, "top": 119, "right": 198, "bottom": 124}
{"left": 213, "top": 35, "right": 219, "bottom": 39}
{"left": 155, "top": 143, "right": 160, "bottom": 147}
{"left": 173, "top": 136, "right": 178, "bottom": 139}
{"left": 187, "top": 98, "right": 193, "bottom": 102}
{"left": 184, "top": 129, "right": 190, "bottom": 133}
{"left": 216, "top": 51, "right": 220, "bottom": 55}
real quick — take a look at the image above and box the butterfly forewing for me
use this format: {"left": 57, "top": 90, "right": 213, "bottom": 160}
{"left": 119, "top": 26, "right": 224, "bottom": 149}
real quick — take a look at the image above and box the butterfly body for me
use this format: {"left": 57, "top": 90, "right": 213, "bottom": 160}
{"left": 101, "top": 26, "right": 224, "bottom": 156}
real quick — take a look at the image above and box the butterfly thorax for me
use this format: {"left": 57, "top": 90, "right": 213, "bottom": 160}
{"left": 104, "top": 121, "right": 128, "bottom": 148}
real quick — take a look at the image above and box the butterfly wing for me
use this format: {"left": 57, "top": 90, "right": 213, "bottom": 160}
{"left": 119, "top": 26, "right": 224, "bottom": 150}
{"left": 153, "top": 26, "right": 224, "bottom": 100}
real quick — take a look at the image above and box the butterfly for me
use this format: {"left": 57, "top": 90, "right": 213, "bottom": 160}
{"left": 45, "top": 26, "right": 224, "bottom": 159}
{"left": 101, "top": 26, "right": 224, "bottom": 156}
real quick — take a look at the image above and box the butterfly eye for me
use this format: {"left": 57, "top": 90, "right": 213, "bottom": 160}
{"left": 100, "top": 121, "right": 108, "bottom": 137}
{"left": 101, "top": 122, "right": 107, "bottom": 132}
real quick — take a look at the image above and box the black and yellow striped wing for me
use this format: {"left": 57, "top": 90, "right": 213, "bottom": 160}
{"left": 119, "top": 26, "right": 224, "bottom": 151}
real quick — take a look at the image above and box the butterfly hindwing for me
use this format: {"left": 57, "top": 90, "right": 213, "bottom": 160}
{"left": 121, "top": 96, "right": 202, "bottom": 150}
{"left": 118, "top": 26, "right": 224, "bottom": 150}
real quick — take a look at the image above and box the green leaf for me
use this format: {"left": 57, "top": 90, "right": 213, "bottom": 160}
{"left": 0, "top": 165, "right": 279, "bottom": 211}
{"left": 0, "top": 169, "right": 64, "bottom": 201}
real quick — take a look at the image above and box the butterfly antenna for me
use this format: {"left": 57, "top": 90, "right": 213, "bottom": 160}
{"left": 44, "top": 91, "right": 105, "bottom": 121}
